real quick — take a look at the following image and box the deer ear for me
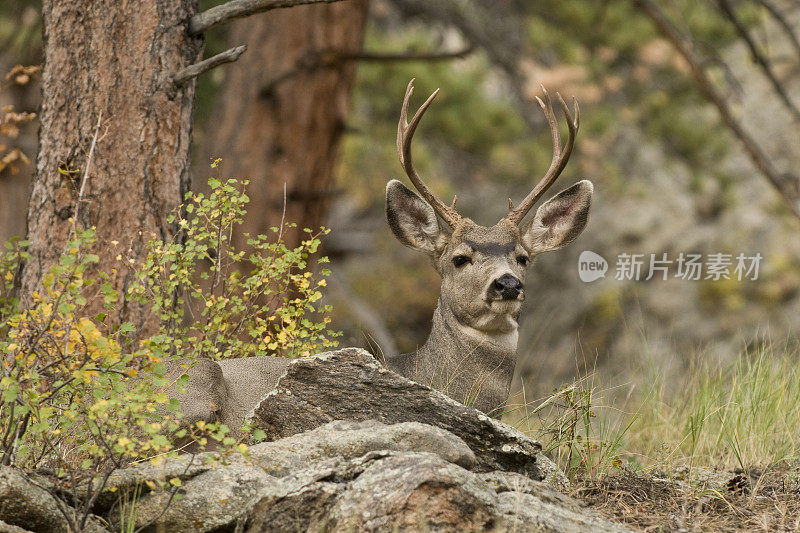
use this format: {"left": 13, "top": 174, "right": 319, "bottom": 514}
{"left": 386, "top": 180, "right": 449, "bottom": 256}
{"left": 521, "top": 180, "right": 593, "bottom": 254}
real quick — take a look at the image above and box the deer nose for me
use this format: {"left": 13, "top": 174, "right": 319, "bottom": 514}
{"left": 493, "top": 274, "right": 523, "bottom": 300}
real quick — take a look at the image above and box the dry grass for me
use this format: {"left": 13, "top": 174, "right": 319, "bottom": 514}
{"left": 506, "top": 341, "right": 800, "bottom": 531}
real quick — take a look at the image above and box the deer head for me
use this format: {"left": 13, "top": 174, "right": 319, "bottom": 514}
{"left": 386, "top": 80, "right": 593, "bottom": 340}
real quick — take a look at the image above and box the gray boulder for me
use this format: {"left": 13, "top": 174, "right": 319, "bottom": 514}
{"left": 103, "top": 418, "right": 630, "bottom": 533}
{"left": 320, "top": 453, "right": 626, "bottom": 533}
{"left": 0, "top": 467, "right": 108, "bottom": 533}
{"left": 0, "top": 520, "right": 35, "bottom": 533}
{"left": 114, "top": 419, "right": 476, "bottom": 533}
{"left": 3, "top": 351, "right": 632, "bottom": 533}
{"left": 250, "top": 348, "right": 564, "bottom": 483}
{"left": 120, "top": 446, "right": 631, "bottom": 533}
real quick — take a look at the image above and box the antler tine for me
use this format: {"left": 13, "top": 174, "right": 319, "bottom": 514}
{"left": 505, "top": 88, "right": 580, "bottom": 225}
{"left": 397, "top": 79, "right": 461, "bottom": 228}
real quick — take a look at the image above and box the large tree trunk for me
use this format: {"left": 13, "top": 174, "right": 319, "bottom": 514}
{"left": 197, "top": 0, "right": 369, "bottom": 251}
{"left": 22, "top": 1, "right": 203, "bottom": 332}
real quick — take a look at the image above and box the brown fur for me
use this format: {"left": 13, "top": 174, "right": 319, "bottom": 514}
{"left": 385, "top": 179, "right": 593, "bottom": 416}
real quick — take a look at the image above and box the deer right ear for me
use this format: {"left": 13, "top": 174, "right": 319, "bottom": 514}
{"left": 386, "top": 180, "right": 449, "bottom": 256}
{"left": 521, "top": 180, "right": 593, "bottom": 255}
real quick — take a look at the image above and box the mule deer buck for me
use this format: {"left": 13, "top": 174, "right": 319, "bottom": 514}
{"left": 173, "top": 79, "right": 592, "bottom": 433}
{"left": 383, "top": 80, "right": 592, "bottom": 416}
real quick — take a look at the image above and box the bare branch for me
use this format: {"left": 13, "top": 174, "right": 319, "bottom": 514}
{"left": 336, "top": 46, "right": 475, "bottom": 63}
{"left": 278, "top": 182, "right": 287, "bottom": 242}
{"left": 188, "top": 0, "right": 344, "bottom": 35}
{"left": 261, "top": 45, "right": 474, "bottom": 96}
{"left": 693, "top": 40, "right": 745, "bottom": 96}
{"left": 634, "top": 0, "right": 800, "bottom": 219}
{"left": 716, "top": 0, "right": 800, "bottom": 121}
{"left": 134, "top": 456, "right": 198, "bottom": 533}
{"left": 173, "top": 45, "right": 247, "bottom": 86}
{"left": 755, "top": 0, "right": 800, "bottom": 60}
{"left": 78, "top": 112, "right": 102, "bottom": 209}
{"left": 66, "top": 111, "right": 104, "bottom": 243}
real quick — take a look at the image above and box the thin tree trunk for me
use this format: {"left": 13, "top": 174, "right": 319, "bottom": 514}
{"left": 0, "top": 8, "right": 41, "bottom": 244}
{"left": 23, "top": 1, "right": 204, "bottom": 332}
{"left": 197, "top": 0, "right": 369, "bottom": 251}
{"left": 0, "top": 74, "right": 37, "bottom": 244}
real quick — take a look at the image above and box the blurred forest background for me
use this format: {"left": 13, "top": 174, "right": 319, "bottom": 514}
{"left": 2, "top": 0, "right": 800, "bottom": 403}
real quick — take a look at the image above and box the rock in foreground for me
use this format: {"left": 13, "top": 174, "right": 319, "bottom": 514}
{"left": 251, "top": 348, "right": 562, "bottom": 482}
{"left": 0, "top": 350, "right": 632, "bottom": 532}
{"left": 114, "top": 420, "right": 631, "bottom": 532}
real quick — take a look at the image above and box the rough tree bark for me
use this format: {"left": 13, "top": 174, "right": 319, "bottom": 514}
{"left": 21, "top": 1, "right": 204, "bottom": 332}
{"left": 197, "top": 0, "right": 369, "bottom": 251}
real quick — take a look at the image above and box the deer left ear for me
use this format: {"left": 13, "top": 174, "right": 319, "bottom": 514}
{"left": 386, "top": 179, "right": 449, "bottom": 256}
{"left": 521, "top": 180, "right": 593, "bottom": 254}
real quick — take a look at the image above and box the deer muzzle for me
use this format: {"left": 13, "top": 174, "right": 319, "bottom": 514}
{"left": 492, "top": 274, "right": 523, "bottom": 301}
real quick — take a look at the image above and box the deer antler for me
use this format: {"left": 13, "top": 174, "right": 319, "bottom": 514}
{"left": 504, "top": 87, "right": 579, "bottom": 225}
{"left": 397, "top": 79, "right": 462, "bottom": 228}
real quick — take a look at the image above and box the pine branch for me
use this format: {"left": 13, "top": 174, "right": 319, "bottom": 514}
{"left": 388, "top": 0, "right": 544, "bottom": 133}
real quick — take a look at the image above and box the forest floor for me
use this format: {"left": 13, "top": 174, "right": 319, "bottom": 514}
{"left": 509, "top": 344, "right": 800, "bottom": 532}
{"left": 574, "top": 465, "right": 800, "bottom": 532}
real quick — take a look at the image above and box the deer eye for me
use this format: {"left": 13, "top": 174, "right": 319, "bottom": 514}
{"left": 452, "top": 255, "right": 471, "bottom": 268}
{"left": 516, "top": 255, "right": 530, "bottom": 267}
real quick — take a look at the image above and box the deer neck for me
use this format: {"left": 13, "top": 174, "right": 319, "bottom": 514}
{"left": 412, "top": 298, "right": 518, "bottom": 416}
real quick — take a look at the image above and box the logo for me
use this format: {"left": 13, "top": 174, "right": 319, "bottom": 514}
{"left": 578, "top": 251, "right": 608, "bottom": 283}
{"left": 576, "top": 251, "right": 763, "bottom": 282}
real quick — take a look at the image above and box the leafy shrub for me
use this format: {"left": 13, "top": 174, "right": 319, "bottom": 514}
{"left": 0, "top": 170, "right": 337, "bottom": 530}
{"left": 129, "top": 167, "right": 338, "bottom": 361}
{"left": 0, "top": 225, "right": 189, "bottom": 530}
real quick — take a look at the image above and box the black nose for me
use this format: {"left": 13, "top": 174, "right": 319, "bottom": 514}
{"left": 493, "top": 274, "right": 523, "bottom": 300}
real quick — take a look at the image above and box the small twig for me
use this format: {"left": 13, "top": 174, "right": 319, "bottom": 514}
{"left": 79, "top": 457, "right": 118, "bottom": 530}
{"left": 211, "top": 203, "right": 225, "bottom": 293}
{"left": 0, "top": 403, "right": 17, "bottom": 465}
{"left": 188, "top": 0, "right": 344, "bottom": 35}
{"left": 670, "top": 6, "right": 744, "bottom": 96}
{"left": 633, "top": 0, "right": 800, "bottom": 219}
{"left": 134, "top": 455, "right": 197, "bottom": 533}
{"left": 173, "top": 45, "right": 248, "bottom": 86}
{"left": 696, "top": 41, "right": 744, "bottom": 97}
{"left": 277, "top": 182, "right": 287, "bottom": 242}
{"left": 72, "top": 111, "right": 102, "bottom": 230}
